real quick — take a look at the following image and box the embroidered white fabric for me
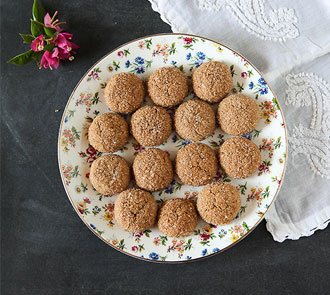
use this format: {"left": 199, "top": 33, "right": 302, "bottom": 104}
{"left": 149, "top": 0, "right": 330, "bottom": 241}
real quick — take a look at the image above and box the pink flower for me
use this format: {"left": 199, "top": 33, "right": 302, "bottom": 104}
{"left": 44, "top": 11, "right": 65, "bottom": 32}
{"left": 183, "top": 37, "right": 193, "bottom": 44}
{"left": 31, "top": 35, "right": 44, "bottom": 52}
{"left": 131, "top": 246, "right": 138, "bottom": 253}
{"left": 83, "top": 197, "right": 91, "bottom": 204}
{"left": 53, "top": 33, "right": 79, "bottom": 55}
{"left": 138, "top": 41, "right": 145, "bottom": 49}
{"left": 153, "top": 237, "right": 160, "bottom": 246}
{"left": 241, "top": 72, "right": 248, "bottom": 79}
{"left": 40, "top": 49, "right": 59, "bottom": 70}
{"left": 117, "top": 51, "right": 124, "bottom": 57}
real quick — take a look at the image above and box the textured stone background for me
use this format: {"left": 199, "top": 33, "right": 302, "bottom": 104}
{"left": 1, "top": 1, "right": 329, "bottom": 294}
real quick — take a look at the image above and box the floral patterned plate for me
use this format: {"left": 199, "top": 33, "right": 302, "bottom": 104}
{"left": 58, "top": 33, "right": 287, "bottom": 262}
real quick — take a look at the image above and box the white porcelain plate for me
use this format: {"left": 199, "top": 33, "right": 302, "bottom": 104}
{"left": 58, "top": 33, "right": 287, "bottom": 262}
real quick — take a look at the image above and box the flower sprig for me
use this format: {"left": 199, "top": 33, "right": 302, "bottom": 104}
{"left": 8, "top": 0, "right": 78, "bottom": 70}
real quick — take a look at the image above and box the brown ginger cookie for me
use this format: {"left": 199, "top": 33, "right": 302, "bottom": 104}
{"left": 132, "top": 148, "right": 173, "bottom": 192}
{"left": 174, "top": 99, "right": 215, "bottom": 141}
{"left": 89, "top": 154, "right": 130, "bottom": 195}
{"left": 130, "top": 106, "right": 172, "bottom": 146}
{"left": 114, "top": 188, "right": 157, "bottom": 232}
{"left": 148, "top": 67, "right": 188, "bottom": 107}
{"left": 157, "top": 198, "right": 198, "bottom": 238}
{"left": 197, "top": 182, "right": 241, "bottom": 225}
{"left": 192, "top": 61, "right": 232, "bottom": 103}
{"left": 219, "top": 137, "right": 261, "bottom": 178}
{"left": 88, "top": 113, "right": 128, "bottom": 153}
{"left": 218, "top": 94, "right": 260, "bottom": 135}
{"left": 104, "top": 72, "right": 145, "bottom": 114}
{"left": 175, "top": 143, "right": 217, "bottom": 186}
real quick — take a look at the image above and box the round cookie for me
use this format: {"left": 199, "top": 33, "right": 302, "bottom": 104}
{"left": 89, "top": 154, "right": 130, "bottom": 195}
{"left": 130, "top": 106, "right": 172, "bottom": 146}
{"left": 104, "top": 72, "right": 145, "bottom": 114}
{"left": 114, "top": 188, "right": 157, "bottom": 232}
{"left": 157, "top": 199, "right": 198, "bottom": 238}
{"left": 175, "top": 143, "right": 217, "bottom": 186}
{"left": 133, "top": 148, "right": 173, "bottom": 192}
{"left": 88, "top": 113, "right": 128, "bottom": 153}
{"left": 148, "top": 67, "right": 188, "bottom": 107}
{"left": 174, "top": 99, "right": 215, "bottom": 141}
{"left": 219, "top": 137, "right": 261, "bottom": 178}
{"left": 218, "top": 94, "right": 260, "bottom": 135}
{"left": 192, "top": 61, "right": 232, "bottom": 103}
{"left": 197, "top": 182, "right": 241, "bottom": 225}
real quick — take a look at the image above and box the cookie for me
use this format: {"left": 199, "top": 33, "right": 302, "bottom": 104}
{"left": 197, "top": 182, "right": 241, "bottom": 225}
{"left": 88, "top": 113, "right": 128, "bottom": 153}
{"left": 130, "top": 106, "right": 172, "bottom": 146}
{"left": 192, "top": 61, "right": 232, "bottom": 103}
{"left": 157, "top": 199, "right": 198, "bottom": 238}
{"left": 219, "top": 137, "right": 261, "bottom": 178}
{"left": 174, "top": 99, "right": 215, "bottom": 141}
{"left": 104, "top": 72, "right": 145, "bottom": 114}
{"left": 89, "top": 154, "right": 130, "bottom": 195}
{"left": 218, "top": 94, "right": 260, "bottom": 135}
{"left": 148, "top": 67, "right": 188, "bottom": 107}
{"left": 175, "top": 143, "right": 217, "bottom": 186}
{"left": 114, "top": 188, "right": 157, "bottom": 232}
{"left": 133, "top": 148, "right": 173, "bottom": 192}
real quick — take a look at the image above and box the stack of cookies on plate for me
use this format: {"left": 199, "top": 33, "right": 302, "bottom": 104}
{"left": 88, "top": 61, "right": 261, "bottom": 238}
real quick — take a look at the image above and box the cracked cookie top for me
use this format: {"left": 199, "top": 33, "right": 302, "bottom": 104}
{"left": 197, "top": 182, "right": 241, "bottom": 225}
{"left": 147, "top": 66, "right": 188, "bottom": 108}
{"left": 192, "top": 61, "right": 232, "bottom": 103}
{"left": 88, "top": 112, "right": 129, "bottom": 153}
{"left": 104, "top": 72, "right": 145, "bottom": 114}
{"left": 133, "top": 148, "right": 173, "bottom": 192}
{"left": 130, "top": 105, "right": 172, "bottom": 147}
{"left": 158, "top": 198, "right": 198, "bottom": 238}
{"left": 175, "top": 142, "right": 218, "bottom": 186}
{"left": 114, "top": 188, "right": 157, "bottom": 233}
{"left": 174, "top": 99, "right": 215, "bottom": 141}
{"left": 90, "top": 154, "right": 130, "bottom": 195}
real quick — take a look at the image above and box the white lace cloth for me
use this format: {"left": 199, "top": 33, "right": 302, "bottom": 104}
{"left": 149, "top": 0, "right": 330, "bottom": 241}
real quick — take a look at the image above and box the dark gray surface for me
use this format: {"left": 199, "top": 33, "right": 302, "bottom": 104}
{"left": 1, "top": 0, "right": 330, "bottom": 294}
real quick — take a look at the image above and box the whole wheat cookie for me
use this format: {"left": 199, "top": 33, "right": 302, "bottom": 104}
{"left": 175, "top": 143, "right": 217, "bottom": 186}
{"left": 218, "top": 94, "right": 260, "bottom": 135}
{"left": 114, "top": 188, "right": 157, "bottom": 232}
{"left": 104, "top": 72, "right": 145, "bottom": 114}
{"left": 130, "top": 106, "right": 172, "bottom": 146}
{"left": 192, "top": 61, "right": 232, "bottom": 103}
{"left": 88, "top": 113, "right": 128, "bottom": 153}
{"left": 133, "top": 148, "right": 173, "bottom": 192}
{"left": 89, "top": 154, "right": 130, "bottom": 195}
{"left": 219, "top": 137, "right": 261, "bottom": 178}
{"left": 174, "top": 99, "right": 215, "bottom": 141}
{"left": 148, "top": 67, "right": 188, "bottom": 107}
{"left": 157, "top": 198, "right": 198, "bottom": 238}
{"left": 197, "top": 182, "right": 241, "bottom": 225}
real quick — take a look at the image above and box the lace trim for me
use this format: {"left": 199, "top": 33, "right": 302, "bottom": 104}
{"left": 197, "top": 0, "right": 299, "bottom": 42}
{"left": 286, "top": 72, "right": 330, "bottom": 179}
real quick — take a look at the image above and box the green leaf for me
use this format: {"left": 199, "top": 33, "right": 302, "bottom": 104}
{"left": 32, "top": 0, "right": 45, "bottom": 22}
{"left": 8, "top": 50, "right": 34, "bottom": 65}
{"left": 19, "top": 33, "right": 35, "bottom": 44}
{"left": 32, "top": 51, "right": 43, "bottom": 66}
{"left": 44, "top": 26, "right": 56, "bottom": 38}
{"left": 31, "top": 20, "right": 45, "bottom": 37}
{"left": 44, "top": 43, "right": 55, "bottom": 51}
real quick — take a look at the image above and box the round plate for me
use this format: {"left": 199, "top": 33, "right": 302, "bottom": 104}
{"left": 58, "top": 33, "right": 287, "bottom": 263}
